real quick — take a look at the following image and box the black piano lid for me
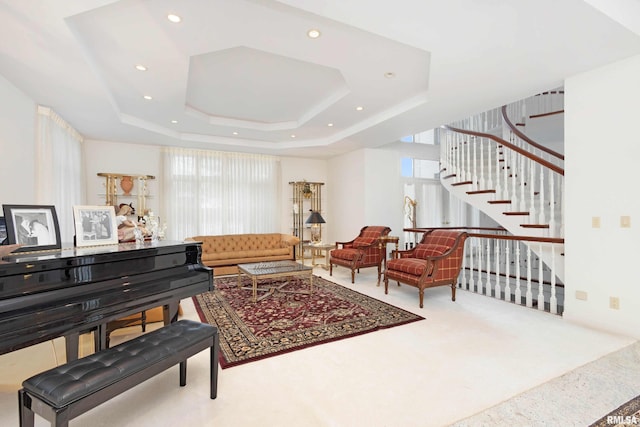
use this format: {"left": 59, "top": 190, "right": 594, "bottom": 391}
{"left": 0, "top": 240, "right": 203, "bottom": 275}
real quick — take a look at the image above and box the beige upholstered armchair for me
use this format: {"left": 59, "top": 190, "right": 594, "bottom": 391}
{"left": 329, "top": 226, "right": 391, "bottom": 284}
{"left": 384, "top": 229, "right": 467, "bottom": 308}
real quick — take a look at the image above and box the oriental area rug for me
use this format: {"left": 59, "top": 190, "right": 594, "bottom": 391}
{"left": 193, "top": 275, "right": 424, "bottom": 368}
{"left": 590, "top": 394, "right": 640, "bottom": 427}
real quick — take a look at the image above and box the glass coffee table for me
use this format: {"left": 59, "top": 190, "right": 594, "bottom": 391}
{"left": 237, "top": 260, "right": 314, "bottom": 303}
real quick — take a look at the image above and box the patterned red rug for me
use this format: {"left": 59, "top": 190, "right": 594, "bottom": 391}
{"left": 193, "top": 275, "right": 424, "bottom": 368}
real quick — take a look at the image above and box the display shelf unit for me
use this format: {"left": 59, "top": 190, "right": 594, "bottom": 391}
{"left": 289, "top": 181, "right": 324, "bottom": 259}
{"left": 97, "top": 173, "right": 155, "bottom": 215}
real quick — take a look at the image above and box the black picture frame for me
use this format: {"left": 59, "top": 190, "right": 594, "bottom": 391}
{"left": 2, "top": 204, "right": 62, "bottom": 252}
{"left": 0, "top": 217, "right": 7, "bottom": 245}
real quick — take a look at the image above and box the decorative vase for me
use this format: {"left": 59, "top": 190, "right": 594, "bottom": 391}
{"left": 120, "top": 176, "right": 133, "bottom": 196}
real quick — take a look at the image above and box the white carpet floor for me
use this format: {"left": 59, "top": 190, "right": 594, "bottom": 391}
{"left": 0, "top": 266, "right": 637, "bottom": 427}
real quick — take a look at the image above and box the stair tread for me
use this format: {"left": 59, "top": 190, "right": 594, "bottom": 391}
{"left": 467, "top": 189, "right": 496, "bottom": 195}
{"left": 504, "top": 212, "right": 530, "bottom": 216}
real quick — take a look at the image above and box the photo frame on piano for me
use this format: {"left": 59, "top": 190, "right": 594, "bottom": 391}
{"left": 0, "top": 216, "right": 7, "bottom": 244}
{"left": 2, "top": 204, "right": 62, "bottom": 252}
{"left": 73, "top": 205, "right": 119, "bottom": 247}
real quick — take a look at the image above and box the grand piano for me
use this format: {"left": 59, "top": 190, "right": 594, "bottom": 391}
{"left": 0, "top": 240, "right": 212, "bottom": 360}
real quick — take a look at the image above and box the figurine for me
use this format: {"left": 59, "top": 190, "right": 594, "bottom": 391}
{"left": 115, "top": 203, "right": 150, "bottom": 242}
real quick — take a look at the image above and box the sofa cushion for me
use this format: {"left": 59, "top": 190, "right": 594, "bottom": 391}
{"left": 387, "top": 258, "right": 428, "bottom": 276}
{"left": 413, "top": 244, "right": 449, "bottom": 260}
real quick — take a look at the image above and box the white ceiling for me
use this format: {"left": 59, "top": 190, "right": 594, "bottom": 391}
{"left": 1, "top": 0, "right": 640, "bottom": 158}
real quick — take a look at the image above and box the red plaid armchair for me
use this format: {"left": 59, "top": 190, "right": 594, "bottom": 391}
{"left": 329, "top": 226, "right": 392, "bottom": 284}
{"left": 384, "top": 229, "right": 467, "bottom": 308}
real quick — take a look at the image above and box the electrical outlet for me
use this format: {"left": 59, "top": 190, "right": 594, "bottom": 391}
{"left": 620, "top": 216, "right": 631, "bottom": 228}
{"left": 575, "top": 290, "right": 588, "bottom": 301}
{"left": 592, "top": 216, "right": 601, "bottom": 228}
{"left": 610, "top": 297, "right": 620, "bottom": 310}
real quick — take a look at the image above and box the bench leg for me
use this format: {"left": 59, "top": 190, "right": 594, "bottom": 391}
{"left": 18, "top": 389, "right": 34, "bottom": 427}
{"left": 179, "top": 360, "right": 187, "bottom": 387}
{"left": 53, "top": 409, "right": 70, "bottom": 427}
{"left": 211, "top": 336, "right": 219, "bottom": 399}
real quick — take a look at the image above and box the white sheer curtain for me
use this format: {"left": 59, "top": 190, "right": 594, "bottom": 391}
{"left": 35, "top": 106, "right": 84, "bottom": 243}
{"left": 162, "top": 148, "right": 280, "bottom": 240}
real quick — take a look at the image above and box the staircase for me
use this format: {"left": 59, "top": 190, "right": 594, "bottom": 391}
{"left": 437, "top": 90, "right": 565, "bottom": 313}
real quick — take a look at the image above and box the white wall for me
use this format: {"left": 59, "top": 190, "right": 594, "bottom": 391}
{"left": 83, "top": 140, "right": 162, "bottom": 214}
{"left": 0, "top": 75, "right": 36, "bottom": 204}
{"left": 327, "top": 149, "right": 366, "bottom": 243}
{"left": 364, "top": 149, "right": 404, "bottom": 238}
{"left": 327, "top": 148, "right": 404, "bottom": 243}
{"left": 563, "top": 54, "right": 640, "bottom": 339}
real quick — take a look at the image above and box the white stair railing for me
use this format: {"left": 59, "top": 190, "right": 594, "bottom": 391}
{"left": 440, "top": 126, "right": 564, "bottom": 238}
{"left": 459, "top": 232, "right": 564, "bottom": 314}
{"left": 433, "top": 89, "right": 566, "bottom": 313}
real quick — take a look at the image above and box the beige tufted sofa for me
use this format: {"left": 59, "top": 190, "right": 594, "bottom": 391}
{"left": 186, "top": 233, "right": 300, "bottom": 275}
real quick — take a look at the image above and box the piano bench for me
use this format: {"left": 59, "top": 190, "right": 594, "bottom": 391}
{"left": 18, "top": 319, "right": 219, "bottom": 427}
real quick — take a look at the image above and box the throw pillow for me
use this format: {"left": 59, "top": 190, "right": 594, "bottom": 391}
{"left": 414, "top": 243, "right": 449, "bottom": 259}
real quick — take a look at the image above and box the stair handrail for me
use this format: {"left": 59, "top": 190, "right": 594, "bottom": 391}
{"left": 501, "top": 105, "right": 564, "bottom": 161}
{"left": 404, "top": 227, "right": 564, "bottom": 245}
{"left": 441, "top": 125, "right": 564, "bottom": 176}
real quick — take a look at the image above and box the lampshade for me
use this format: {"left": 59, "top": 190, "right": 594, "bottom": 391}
{"left": 305, "top": 211, "right": 325, "bottom": 224}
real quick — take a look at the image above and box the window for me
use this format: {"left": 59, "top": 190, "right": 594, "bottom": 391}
{"left": 163, "top": 148, "right": 280, "bottom": 240}
{"left": 401, "top": 158, "right": 440, "bottom": 179}
{"left": 400, "top": 129, "right": 437, "bottom": 145}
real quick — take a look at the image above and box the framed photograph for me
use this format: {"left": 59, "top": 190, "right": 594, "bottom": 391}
{"left": 73, "top": 205, "right": 119, "bottom": 247}
{"left": 0, "top": 217, "right": 6, "bottom": 244}
{"left": 2, "top": 204, "right": 61, "bottom": 252}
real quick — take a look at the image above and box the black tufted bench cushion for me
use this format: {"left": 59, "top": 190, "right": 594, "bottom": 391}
{"left": 18, "top": 319, "right": 219, "bottom": 427}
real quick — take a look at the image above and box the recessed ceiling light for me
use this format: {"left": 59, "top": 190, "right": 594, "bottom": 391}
{"left": 232, "top": 131, "right": 238, "bottom": 135}
{"left": 356, "top": 106, "right": 364, "bottom": 111}
{"left": 290, "top": 134, "right": 296, "bottom": 138}
{"left": 171, "top": 120, "right": 178, "bottom": 124}
{"left": 135, "top": 64, "right": 147, "bottom": 71}
{"left": 143, "top": 95, "right": 153, "bottom": 100}
{"left": 307, "top": 29, "right": 321, "bottom": 39}
{"left": 384, "top": 72, "right": 395, "bottom": 79}
{"left": 167, "top": 14, "right": 182, "bottom": 23}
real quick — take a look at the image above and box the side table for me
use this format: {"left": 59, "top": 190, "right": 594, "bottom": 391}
{"left": 303, "top": 242, "right": 335, "bottom": 270}
{"left": 378, "top": 236, "right": 400, "bottom": 284}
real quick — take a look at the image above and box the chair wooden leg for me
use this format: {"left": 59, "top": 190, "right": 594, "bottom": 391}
{"left": 384, "top": 276, "right": 389, "bottom": 294}
{"left": 350, "top": 270, "right": 355, "bottom": 283}
{"left": 419, "top": 289, "right": 424, "bottom": 308}
{"left": 451, "top": 283, "right": 456, "bottom": 301}
{"left": 329, "top": 263, "right": 333, "bottom": 276}
{"left": 141, "top": 311, "right": 147, "bottom": 332}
